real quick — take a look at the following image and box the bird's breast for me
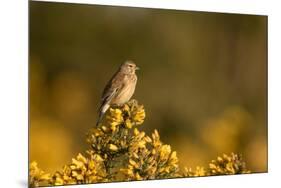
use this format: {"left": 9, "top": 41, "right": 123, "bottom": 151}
{"left": 111, "top": 74, "right": 137, "bottom": 105}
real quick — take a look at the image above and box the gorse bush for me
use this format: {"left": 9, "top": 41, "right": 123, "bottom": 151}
{"left": 29, "top": 100, "right": 250, "bottom": 187}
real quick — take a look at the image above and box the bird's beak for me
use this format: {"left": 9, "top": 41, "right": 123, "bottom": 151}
{"left": 135, "top": 66, "right": 140, "bottom": 70}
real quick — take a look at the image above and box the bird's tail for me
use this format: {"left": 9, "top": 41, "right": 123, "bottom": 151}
{"left": 96, "top": 112, "right": 104, "bottom": 127}
{"left": 96, "top": 103, "right": 110, "bottom": 127}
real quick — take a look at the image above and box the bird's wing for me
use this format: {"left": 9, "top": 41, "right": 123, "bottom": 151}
{"left": 100, "top": 72, "right": 125, "bottom": 106}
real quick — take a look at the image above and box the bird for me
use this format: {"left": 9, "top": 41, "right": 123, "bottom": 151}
{"left": 96, "top": 60, "right": 139, "bottom": 126}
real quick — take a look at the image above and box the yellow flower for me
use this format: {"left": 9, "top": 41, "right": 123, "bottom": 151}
{"left": 101, "top": 125, "right": 108, "bottom": 132}
{"left": 129, "top": 159, "right": 137, "bottom": 166}
{"left": 92, "top": 128, "right": 104, "bottom": 137}
{"left": 108, "top": 144, "right": 118, "bottom": 151}
{"left": 106, "top": 108, "right": 124, "bottom": 131}
{"left": 132, "top": 108, "right": 145, "bottom": 125}
{"left": 133, "top": 128, "right": 140, "bottom": 135}
{"left": 29, "top": 161, "right": 51, "bottom": 187}
{"left": 123, "top": 104, "right": 130, "bottom": 113}
{"left": 125, "top": 119, "right": 133, "bottom": 128}
{"left": 217, "top": 156, "right": 223, "bottom": 162}
{"left": 209, "top": 163, "right": 216, "bottom": 169}
{"left": 144, "top": 136, "right": 152, "bottom": 143}
{"left": 76, "top": 174, "right": 84, "bottom": 180}
{"left": 132, "top": 153, "right": 139, "bottom": 159}
{"left": 129, "top": 159, "right": 140, "bottom": 169}
{"left": 88, "top": 160, "right": 95, "bottom": 170}
{"left": 137, "top": 140, "right": 146, "bottom": 148}
{"left": 120, "top": 168, "right": 134, "bottom": 176}
{"left": 39, "top": 173, "right": 51, "bottom": 181}
{"left": 93, "top": 154, "right": 103, "bottom": 162}
{"left": 159, "top": 145, "right": 171, "bottom": 160}
{"left": 208, "top": 153, "right": 250, "bottom": 175}
{"left": 72, "top": 158, "right": 85, "bottom": 169}
{"left": 139, "top": 131, "right": 145, "bottom": 139}
{"left": 135, "top": 172, "right": 142, "bottom": 180}
{"left": 169, "top": 151, "right": 178, "bottom": 164}
{"left": 77, "top": 153, "right": 87, "bottom": 164}
{"left": 195, "top": 167, "right": 206, "bottom": 176}
{"left": 152, "top": 130, "right": 160, "bottom": 140}
{"left": 30, "top": 100, "right": 250, "bottom": 186}
{"left": 54, "top": 177, "right": 64, "bottom": 185}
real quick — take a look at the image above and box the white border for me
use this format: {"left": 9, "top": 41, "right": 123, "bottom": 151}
{"left": 33, "top": 0, "right": 268, "bottom": 15}
{"left": 1, "top": 0, "right": 281, "bottom": 188}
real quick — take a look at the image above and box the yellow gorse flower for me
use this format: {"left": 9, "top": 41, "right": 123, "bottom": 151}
{"left": 107, "top": 108, "right": 123, "bottom": 131}
{"left": 51, "top": 152, "right": 107, "bottom": 186}
{"left": 159, "top": 145, "right": 172, "bottom": 160}
{"left": 29, "top": 161, "right": 51, "bottom": 187}
{"left": 108, "top": 144, "right": 118, "bottom": 151}
{"left": 29, "top": 100, "right": 250, "bottom": 187}
{"left": 208, "top": 153, "right": 250, "bottom": 175}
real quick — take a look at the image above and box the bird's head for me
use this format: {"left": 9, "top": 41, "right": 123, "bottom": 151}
{"left": 120, "top": 60, "right": 140, "bottom": 74}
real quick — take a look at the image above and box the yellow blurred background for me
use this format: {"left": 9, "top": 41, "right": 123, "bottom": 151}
{"left": 29, "top": 1, "right": 267, "bottom": 174}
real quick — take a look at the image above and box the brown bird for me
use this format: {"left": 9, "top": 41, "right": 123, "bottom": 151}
{"left": 96, "top": 60, "right": 139, "bottom": 126}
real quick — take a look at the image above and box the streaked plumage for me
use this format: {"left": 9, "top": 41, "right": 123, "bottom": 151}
{"left": 96, "top": 60, "right": 139, "bottom": 126}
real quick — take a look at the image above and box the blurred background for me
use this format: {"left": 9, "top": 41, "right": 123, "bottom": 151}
{"left": 29, "top": 1, "right": 267, "bottom": 174}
